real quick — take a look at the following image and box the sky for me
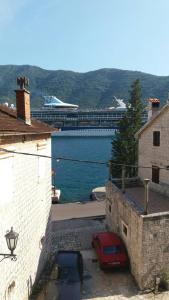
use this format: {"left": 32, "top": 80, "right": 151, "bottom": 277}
{"left": 0, "top": 0, "right": 169, "bottom": 75}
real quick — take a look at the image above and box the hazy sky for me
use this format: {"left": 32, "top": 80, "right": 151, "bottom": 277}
{"left": 0, "top": 0, "right": 169, "bottom": 75}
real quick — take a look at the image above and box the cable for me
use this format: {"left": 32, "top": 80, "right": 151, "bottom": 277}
{"left": 0, "top": 147, "right": 168, "bottom": 171}
{"left": 0, "top": 148, "right": 107, "bottom": 165}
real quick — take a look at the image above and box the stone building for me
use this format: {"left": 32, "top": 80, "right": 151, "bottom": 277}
{"left": 0, "top": 81, "right": 55, "bottom": 300}
{"left": 106, "top": 99, "right": 169, "bottom": 290}
{"left": 137, "top": 98, "right": 169, "bottom": 196}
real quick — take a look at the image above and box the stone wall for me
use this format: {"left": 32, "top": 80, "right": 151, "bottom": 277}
{"left": 106, "top": 181, "right": 169, "bottom": 290}
{"left": 106, "top": 181, "right": 143, "bottom": 288}
{"left": 141, "top": 213, "right": 169, "bottom": 289}
{"left": 0, "top": 135, "right": 52, "bottom": 300}
{"left": 138, "top": 106, "right": 169, "bottom": 197}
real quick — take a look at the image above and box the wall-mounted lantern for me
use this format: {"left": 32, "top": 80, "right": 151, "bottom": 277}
{"left": 0, "top": 227, "right": 19, "bottom": 262}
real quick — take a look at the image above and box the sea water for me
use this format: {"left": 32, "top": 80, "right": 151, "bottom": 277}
{"left": 52, "top": 136, "right": 112, "bottom": 202}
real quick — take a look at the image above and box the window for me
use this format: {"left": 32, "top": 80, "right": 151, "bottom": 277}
{"left": 153, "top": 131, "right": 160, "bottom": 146}
{"left": 109, "top": 205, "right": 111, "bottom": 213}
{"left": 122, "top": 221, "right": 128, "bottom": 237}
{"left": 152, "top": 166, "right": 160, "bottom": 184}
{"left": 103, "top": 245, "right": 121, "bottom": 255}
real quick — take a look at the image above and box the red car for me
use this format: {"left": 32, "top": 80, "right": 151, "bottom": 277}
{"left": 92, "top": 232, "right": 128, "bottom": 269}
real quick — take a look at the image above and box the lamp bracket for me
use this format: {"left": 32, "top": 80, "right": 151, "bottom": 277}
{"left": 0, "top": 253, "right": 17, "bottom": 262}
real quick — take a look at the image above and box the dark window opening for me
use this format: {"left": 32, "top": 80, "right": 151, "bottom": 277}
{"left": 122, "top": 223, "right": 128, "bottom": 236}
{"left": 109, "top": 205, "right": 111, "bottom": 213}
{"left": 152, "top": 102, "right": 160, "bottom": 108}
{"left": 152, "top": 166, "right": 160, "bottom": 184}
{"left": 153, "top": 131, "right": 160, "bottom": 146}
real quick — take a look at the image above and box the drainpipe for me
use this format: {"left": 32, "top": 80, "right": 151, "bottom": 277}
{"left": 144, "top": 178, "right": 150, "bottom": 215}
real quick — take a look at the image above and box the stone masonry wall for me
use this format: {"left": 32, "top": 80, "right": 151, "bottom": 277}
{"left": 138, "top": 106, "right": 169, "bottom": 196}
{"left": 106, "top": 181, "right": 143, "bottom": 288}
{"left": 0, "top": 135, "right": 52, "bottom": 300}
{"left": 140, "top": 213, "right": 169, "bottom": 289}
{"left": 106, "top": 181, "right": 169, "bottom": 290}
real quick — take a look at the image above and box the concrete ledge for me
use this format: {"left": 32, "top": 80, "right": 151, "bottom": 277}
{"left": 51, "top": 200, "right": 105, "bottom": 221}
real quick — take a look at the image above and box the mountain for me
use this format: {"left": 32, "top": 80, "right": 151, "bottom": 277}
{"left": 0, "top": 65, "right": 169, "bottom": 109}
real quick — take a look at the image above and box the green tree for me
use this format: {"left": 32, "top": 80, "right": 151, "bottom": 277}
{"left": 111, "top": 79, "right": 143, "bottom": 178}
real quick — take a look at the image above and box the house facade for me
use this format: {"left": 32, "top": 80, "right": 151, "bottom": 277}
{"left": 137, "top": 99, "right": 169, "bottom": 197}
{"left": 0, "top": 81, "right": 55, "bottom": 300}
{"left": 106, "top": 99, "right": 169, "bottom": 290}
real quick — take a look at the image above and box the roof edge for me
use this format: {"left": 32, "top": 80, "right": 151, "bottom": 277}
{"left": 135, "top": 103, "right": 169, "bottom": 139}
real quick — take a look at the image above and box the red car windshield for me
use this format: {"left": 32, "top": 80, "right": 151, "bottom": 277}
{"left": 103, "top": 245, "right": 121, "bottom": 255}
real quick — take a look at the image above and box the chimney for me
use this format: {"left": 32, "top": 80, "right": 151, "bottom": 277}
{"left": 148, "top": 98, "right": 160, "bottom": 120}
{"left": 15, "top": 77, "right": 31, "bottom": 125}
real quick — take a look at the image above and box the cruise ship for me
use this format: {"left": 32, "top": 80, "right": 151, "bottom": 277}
{"left": 43, "top": 96, "right": 79, "bottom": 109}
{"left": 31, "top": 96, "right": 147, "bottom": 136}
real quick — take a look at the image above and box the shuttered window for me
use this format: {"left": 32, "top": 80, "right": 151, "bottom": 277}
{"left": 153, "top": 131, "right": 160, "bottom": 146}
{"left": 152, "top": 166, "right": 160, "bottom": 184}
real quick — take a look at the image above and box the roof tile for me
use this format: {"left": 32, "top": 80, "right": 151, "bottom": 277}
{"left": 0, "top": 105, "right": 56, "bottom": 134}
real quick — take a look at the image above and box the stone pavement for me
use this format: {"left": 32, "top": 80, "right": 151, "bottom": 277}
{"left": 81, "top": 250, "right": 169, "bottom": 300}
{"left": 49, "top": 217, "right": 169, "bottom": 299}
{"left": 50, "top": 217, "right": 106, "bottom": 252}
{"left": 34, "top": 198, "right": 169, "bottom": 300}
{"left": 37, "top": 216, "right": 169, "bottom": 300}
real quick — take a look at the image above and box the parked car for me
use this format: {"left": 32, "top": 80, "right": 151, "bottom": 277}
{"left": 56, "top": 250, "right": 83, "bottom": 300}
{"left": 92, "top": 232, "right": 128, "bottom": 269}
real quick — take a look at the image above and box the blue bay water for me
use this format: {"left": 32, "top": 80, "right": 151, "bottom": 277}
{"left": 52, "top": 136, "right": 112, "bottom": 203}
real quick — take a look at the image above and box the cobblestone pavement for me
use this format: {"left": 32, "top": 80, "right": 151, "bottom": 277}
{"left": 81, "top": 250, "right": 169, "bottom": 300}
{"left": 48, "top": 217, "right": 169, "bottom": 300}
{"left": 50, "top": 217, "right": 106, "bottom": 252}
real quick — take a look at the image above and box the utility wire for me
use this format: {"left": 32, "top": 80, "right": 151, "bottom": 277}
{"left": 0, "top": 148, "right": 107, "bottom": 165}
{"left": 0, "top": 147, "right": 168, "bottom": 171}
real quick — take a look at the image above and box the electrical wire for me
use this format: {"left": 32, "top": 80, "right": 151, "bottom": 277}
{"left": 0, "top": 147, "right": 168, "bottom": 171}
{"left": 0, "top": 148, "right": 107, "bottom": 165}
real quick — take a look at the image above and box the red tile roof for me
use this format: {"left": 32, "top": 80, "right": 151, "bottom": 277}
{"left": 0, "top": 105, "right": 56, "bottom": 134}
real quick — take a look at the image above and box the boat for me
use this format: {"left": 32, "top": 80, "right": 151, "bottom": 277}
{"left": 52, "top": 187, "right": 61, "bottom": 204}
{"left": 43, "top": 96, "right": 78, "bottom": 110}
{"left": 52, "top": 127, "right": 117, "bottom": 137}
{"left": 32, "top": 96, "right": 147, "bottom": 137}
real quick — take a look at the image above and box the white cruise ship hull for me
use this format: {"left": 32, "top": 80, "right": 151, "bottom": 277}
{"left": 52, "top": 128, "right": 117, "bottom": 137}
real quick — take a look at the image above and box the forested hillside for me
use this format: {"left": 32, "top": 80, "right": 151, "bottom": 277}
{"left": 0, "top": 65, "right": 169, "bottom": 108}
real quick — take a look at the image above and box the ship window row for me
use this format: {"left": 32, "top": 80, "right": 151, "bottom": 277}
{"left": 31, "top": 116, "right": 124, "bottom": 121}
{"left": 31, "top": 113, "right": 125, "bottom": 119}
{"left": 32, "top": 112, "right": 147, "bottom": 116}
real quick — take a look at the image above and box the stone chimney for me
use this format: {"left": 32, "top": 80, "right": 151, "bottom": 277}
{"left": 15, "top": 77, "right": 31, "bottom": 125}
{"left": 148, "top": 98, "right": 160, "bottom": 120}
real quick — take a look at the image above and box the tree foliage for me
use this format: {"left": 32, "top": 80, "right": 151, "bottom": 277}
{"left": 111, "top": 79, "right": 143, "bottom": 178}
